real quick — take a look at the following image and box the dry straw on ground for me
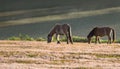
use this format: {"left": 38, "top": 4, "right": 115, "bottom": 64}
{"left": 0, "top": 40, "right": 120, "bottom": 69}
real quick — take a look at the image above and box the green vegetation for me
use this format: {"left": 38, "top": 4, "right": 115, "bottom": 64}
{"left": 8, "top": 34, "right": 45, "bottom": 41}
{"left": 73, "top": 36, "right": 87, "bottom": 42}
{"left": 36, "top": 37, "right": 46, "bottom": 41}
{"left": 8, "top": 34, "right": 34, "bottom": 41}
{"left": 116, "top": 39, "right": 120, "bottom": 43}
{"left": 61, "top": 36, "right": 87, "bottom": 42}
{"left": 7, "top": 34, "right": 120, "bottom": 43}
{"left": 7, "top": 34, "right": 88, "bottom": 42}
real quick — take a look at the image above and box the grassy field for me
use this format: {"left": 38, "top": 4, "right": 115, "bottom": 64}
{"left": 0, "top": 40, "right": 120, "bottom": 69}
{"left": 0, "top": 1, "right": 120, "bottom": 69}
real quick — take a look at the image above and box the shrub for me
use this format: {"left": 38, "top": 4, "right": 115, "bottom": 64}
{"left": 115, "top": 39, "right": 120, "bottom": 43}
{"left": 8, "top": 36, "right": 21, "bottom": 40}
{"left": 60, "top": 36, "right": 87, "bottom": 42}
{"left": 36, "top": 37, "right": 46, "bottom": 41}
{"left": 8, "top": 34, "right": 34, "bottom": 41}
{"left": 73, "top": 36, "right": 87, "bottom": 42}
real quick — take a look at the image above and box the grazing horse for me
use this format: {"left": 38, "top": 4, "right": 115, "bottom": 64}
{"left": 47, "top": 24, "right": 73, "bottom": 44}
{"left": 87, "top": 27, "right": 115, "bottom": 44}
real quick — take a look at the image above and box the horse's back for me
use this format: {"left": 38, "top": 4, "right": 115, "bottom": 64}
{"left": 54, "top": 24, "right": 70, "bottom": 35}
{"left": 55, "top": 24, "right": 70, "bottom": 28}
{"left": 97, "top": 27, "right": 112, "bottom": 32}
{"left": 94, "top": 27, "right": 113, "bottom": 36}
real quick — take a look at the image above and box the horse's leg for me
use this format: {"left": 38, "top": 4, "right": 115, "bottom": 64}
{"left": 69, "top": 36, "right": 73, "bottom": 44}
{"left": 66, "top": 34, "right": 69, "bottom": 44}
{"left": 107, "top": 35, "right": 110, "bottom": 44}
{"left": 68, "top": 34, "right": 73, "bottom": 44}
{"left": 56, "top": 34, "right": 60, "bottom": 44}
{"left": 95, "top": 36, "right": 98, "bottom": 44}
{"left": 110, "top": 36, "right": 112, "bottom": 44}
{"left": 67, "top": 27, "right": 73, "bottom": 44}
{"left": 108, "top": 35, "right": 112, "bottom": 44}
{"left": 98, "top": 37, "right": 101, "bottom": 44}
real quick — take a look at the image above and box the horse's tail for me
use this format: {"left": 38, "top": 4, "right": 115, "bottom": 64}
{"left": 67, "top": 24, "right": 73, "bottom": 44}
{"left": 112, "top": 29, "right": 115, "bottom": 42}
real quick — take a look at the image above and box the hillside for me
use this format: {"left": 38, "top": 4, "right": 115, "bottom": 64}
{"left": 0, "top": 0, "right": 120, "bottom": 39}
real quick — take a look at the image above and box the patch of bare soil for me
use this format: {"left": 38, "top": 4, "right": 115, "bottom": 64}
{"left": 0, "top": 40, "right": 120, "bottom": 69}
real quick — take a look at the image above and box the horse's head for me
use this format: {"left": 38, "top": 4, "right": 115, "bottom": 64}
{"left": 87, "top": 28, "right": 95, "bottom": 44}
{"left": 47, "top": 34, "right": 52, "bottom": 43}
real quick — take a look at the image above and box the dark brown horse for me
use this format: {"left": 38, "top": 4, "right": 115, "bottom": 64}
{"left": 47, "top": 24, "right": 73, "bottom": 44}
{"left": 87, "top": 27, "right": 115, "bottom": 44}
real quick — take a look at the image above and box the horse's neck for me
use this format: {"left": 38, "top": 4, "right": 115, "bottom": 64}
{"left": 90, "top": 33, "right": 94, "bottom": 37}
{"left": 90, "top": 29, "right": 95, "bottom": 35}
{"left": 49, "top": 27, "right": 56, "bottom": 36}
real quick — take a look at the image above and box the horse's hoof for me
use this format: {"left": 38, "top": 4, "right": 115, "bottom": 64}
{"left": 71, "top": 42, "right": 73, "bottom": 44}
{"left": 57, "top": 41, "right": 60, "bottom": 44}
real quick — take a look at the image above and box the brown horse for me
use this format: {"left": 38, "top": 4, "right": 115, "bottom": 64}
{"left": 47, "top": 24, "right": 73, "bottom": 44}
{"left": 87, "top": 27, "right": 115, "bottom": 44}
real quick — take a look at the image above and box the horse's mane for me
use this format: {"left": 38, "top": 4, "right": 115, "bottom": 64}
{"left": 87, "top": 27, "right": 97, "bottom": 38}
{"left": 48, "top": 24, "right": 59, "bottom": 36}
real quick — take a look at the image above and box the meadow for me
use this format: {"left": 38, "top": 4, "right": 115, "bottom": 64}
{"left": 0, "top": 40, "right": 120, "bottom": 69}
{"left": 0, "top": 1, "right": 120, "bottom": 69}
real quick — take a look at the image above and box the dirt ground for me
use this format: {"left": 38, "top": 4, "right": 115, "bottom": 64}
{"left": 0, "top": 40, "right": 120, "bottom": 69}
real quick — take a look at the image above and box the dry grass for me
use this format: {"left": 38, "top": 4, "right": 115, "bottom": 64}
{"left": 0, "top": 40, "right": 120, "bottom": 69}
